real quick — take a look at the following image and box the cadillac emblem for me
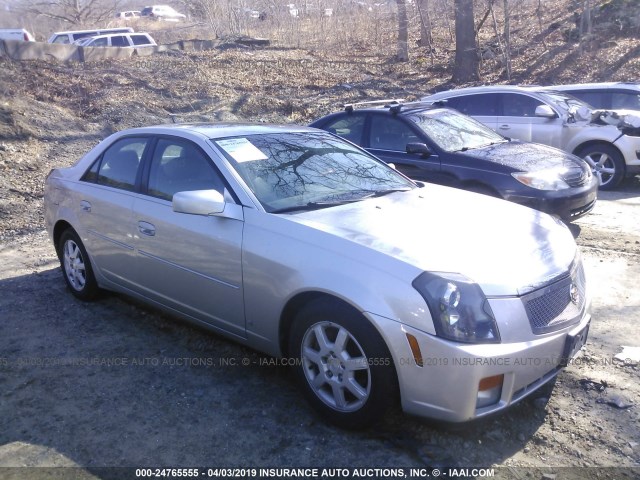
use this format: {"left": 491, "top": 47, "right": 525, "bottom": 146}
{"left": 569, "top": 283, "right": 580, "bottom": 305}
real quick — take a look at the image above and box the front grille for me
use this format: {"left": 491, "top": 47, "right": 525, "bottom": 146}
{"left": 522, "top": 261, "right": 586, "bottom": 334}
{"left": 562, "top": 167, "right": 590, "bottom": 187}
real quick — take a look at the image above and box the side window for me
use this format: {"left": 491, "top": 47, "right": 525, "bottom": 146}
{"left": 568, "top": 91, "right": 607, "bottom": 108}
{"left": 612, "top": 92, "right": 640, "bottom": 110}
{"left": 146, "top": 139, "right": 224, "bottom": 201}
{"left": 52, "top": 35, "right": 69, "bottom": 44}
{"left": 94, "top": 137, "right": 147, "bottom": 191}
{"left": 130, "top": 34, "right": 152, "bottom": 46}
{"left": 110, "top": 35, "right": 128, "bottom": 47}
{"left": 445, "top": 94, "right": 498, "bottom": 116}
{"left": 91, "top": 37, "right": 109, "bottom": 47}
{"left": 500, "top": 93, "right": 544, "bottom": 117}
{"left": 369, "top": 115, "right": 419, "bottom": 151}
{"left": 323, "top": 114, "right": 365, "bottom": 144}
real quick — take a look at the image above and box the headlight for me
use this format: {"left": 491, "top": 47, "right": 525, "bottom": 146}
{"left": 512, "top": 171, "right": 570, "bottom": 190}
{"left": 412, "top": 272, "right": 500, "bottom": 344}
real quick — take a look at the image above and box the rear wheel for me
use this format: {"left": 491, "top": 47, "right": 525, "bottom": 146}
{"left": 289, "top": 299, "right": 397, "bottom": 429}
{"left": 577, "top": 144, "right": 625, "bottom": 190}
{"left": 58, "top": 229, "right": 99, "bottom": 301}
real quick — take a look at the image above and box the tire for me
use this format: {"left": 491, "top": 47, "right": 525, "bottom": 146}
{"left": 289, "top": 299, "right": 397, "bottom": 429}
{"left": 577, "top": 144, "right": 625, "bottom": 190}
{"left": 58, "top": 229, "right": 99, "bottom": 301}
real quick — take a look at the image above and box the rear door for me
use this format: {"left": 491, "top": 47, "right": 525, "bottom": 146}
{"left": 131, "top": 136, "right": 246, "bottom": 336}
{"left": 75, "top": 136, "right": 149, "bottom": 288}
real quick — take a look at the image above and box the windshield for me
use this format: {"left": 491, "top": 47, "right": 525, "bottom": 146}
{"left": 213, "top": 132, "right": 415, "bottom": 213}
{"left": 407, "top": 109, "right": 505, "bottom": 152}
{"left": 539, "top": 91, "right": 590, "bottom": 114}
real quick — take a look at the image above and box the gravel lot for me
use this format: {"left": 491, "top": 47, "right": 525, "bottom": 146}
{"left": 0, "top": 51, "right": 639, "bottom": 479}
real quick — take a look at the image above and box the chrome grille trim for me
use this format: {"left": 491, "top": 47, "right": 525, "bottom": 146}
{"left": 522, "top": 260, "right": 586, "bottom": 334}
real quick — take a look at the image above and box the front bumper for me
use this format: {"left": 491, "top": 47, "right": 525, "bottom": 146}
{"left": 367, "top": 304, "right": 591, "bottom": 423}
{"left": 504, "top": 176, "right": 598, "bottom": 221}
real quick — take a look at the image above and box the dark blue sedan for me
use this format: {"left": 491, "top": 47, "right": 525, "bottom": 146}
{"left": 309, "top": 101, "right": 598, "bottom": 221}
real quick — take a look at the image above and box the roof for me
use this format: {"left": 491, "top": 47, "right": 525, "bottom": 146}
{"left": 539, "top": 82, "right": 640, "bottom": 91}
{"left": 121, "top": 123, "right": 319, "bottom": 139}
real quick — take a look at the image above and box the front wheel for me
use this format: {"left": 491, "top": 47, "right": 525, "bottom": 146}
{"left": 577, "top": 144, "right": 625, "bottom": 190}
{"left": 58, "top": 229, "right": 99, "bottom": 300}
{"left": 289, "top": 299, "right": 397, "bottom": 429}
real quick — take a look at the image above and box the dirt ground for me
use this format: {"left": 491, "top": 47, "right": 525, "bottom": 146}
{"left": 1, "top": 25, "right": 640, "bottom": 478}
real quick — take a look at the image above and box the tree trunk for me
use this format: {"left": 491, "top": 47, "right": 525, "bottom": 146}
{"left": 452, "top": 0, "right": 480, "bottom": 82}
{"left": 503, "top": 0, "right": 511, "bottom": 79}
{"left": 417, "top": 0, "right": 433, "bottom": 49}
{"left": 396, "top": 0, "right": 409, "bottom": 61}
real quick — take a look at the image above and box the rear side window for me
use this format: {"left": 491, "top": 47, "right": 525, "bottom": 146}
{"left": 322, "top": 114, "right": 366, "bottom": 144}
{"left": 445, "top": 94, "right": 499, "bottom": 116}
{"left": 83, "top": 137, "right": 148, "bottom": 191}
{"left": 499, "top": 93, "right": 543, "bottom": 117}
{"left": 110, "top": 35, "right": 129, "bottom": 47}
{"left": 130, "top": 34, "right": 152, "bottom": 46}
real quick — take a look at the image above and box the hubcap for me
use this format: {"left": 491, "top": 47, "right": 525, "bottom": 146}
{"left": 63, "top": 239, "right": 87, "bottom": 291}
{"left": 301, "top": 321, "right": 371, "bottom": 412}
{"left": 584, "top": 152, "right": 615, "bottom": 186}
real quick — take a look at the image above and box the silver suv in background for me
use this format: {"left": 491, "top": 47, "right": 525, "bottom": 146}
{"left": 540, "top": 82, "right": 640, "bottom": 111}
{"left": 423, "top": 85, "right": 640, "bottom": 189}
{"left": 75, "top": 32, "right": 156, "bottom": 48}
{"left": 48, "top": 27, "right": 134, "bottom": 44}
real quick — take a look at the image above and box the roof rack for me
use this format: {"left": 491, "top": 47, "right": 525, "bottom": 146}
{"left": 343, "top": 99, "right": 405, "bottom": 113}
{"left": 343, "top": 99, "right": 430, "bottom": 114}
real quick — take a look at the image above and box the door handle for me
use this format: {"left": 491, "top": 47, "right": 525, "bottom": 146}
{"left": 499, "top": 125, "right": 511, "bottom": 130}
{"left": 138, "top": 221, "right": 156, "bottom": 237}
{"left": 80, "top": 200, "right": 91, "bottom": 212}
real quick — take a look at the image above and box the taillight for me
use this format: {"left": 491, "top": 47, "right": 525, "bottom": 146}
{"left": 23, "top": 33, "right": 29, "bottom": 41}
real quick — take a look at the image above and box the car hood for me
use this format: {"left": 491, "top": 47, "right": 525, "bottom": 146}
{"left": 457, "top": 140, "right": 585, "bottom": 171}
{"left": 286, "top": 186, "right": 577, "bottom": 297}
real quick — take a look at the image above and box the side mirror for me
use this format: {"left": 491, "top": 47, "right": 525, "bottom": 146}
{"left": 406, "top": 142, "right": 433, "bottom": 158}
{"left": 173, "top": 189, "right": 225, "bottom": 216}
{"left": 388, "top": 163, "right": 397, "bottom": 170}
{"left": 535, "top": 104, "right": 557, "bottom": 118}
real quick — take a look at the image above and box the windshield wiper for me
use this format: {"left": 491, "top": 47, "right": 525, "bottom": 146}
{"left": 271, "top": 200, "right": 360, "bottom": 214}
{"left": 371, "top": 188, "right": 412, "bottom": 197}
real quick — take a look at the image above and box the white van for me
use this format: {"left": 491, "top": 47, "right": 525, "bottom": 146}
{"left": 75, "top": 32, "right": 156, "bottom": 48}
{"left": 48, "top": 27, "right": 134, "bottom": 44}
{"left": 0, "top": 29, "right": 35, "bottom": 42}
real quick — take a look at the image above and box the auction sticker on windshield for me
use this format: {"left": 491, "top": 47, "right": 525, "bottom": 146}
{"left": 216, "top": 138, "right": 267, "bottom": 163}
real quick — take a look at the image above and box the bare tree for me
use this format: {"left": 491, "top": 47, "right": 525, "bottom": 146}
{"left": 503, "top": 0, "right": 511, "bottom": 79}
{"left": 396, "top": 0, "right": 409, "bottom": 61}
{"left": 452, "top": 0, "right": 480, "bottom": 82}
{"left": 21, "top": 0, "right": 123, "bottom": 27}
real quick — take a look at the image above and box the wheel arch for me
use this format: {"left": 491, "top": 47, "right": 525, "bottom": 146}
{"left": 279, "top": 291, "right": 364, "bottom": 358}
{"left": 53, "top": 220, "right": 74, "bottom": 258}
{"left": 572, "top": 140, "right": 623, "bottom": 160}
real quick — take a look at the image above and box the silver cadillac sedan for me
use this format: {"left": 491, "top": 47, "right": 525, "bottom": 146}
{"left": 44, "top": 124, "right": 591, "bottom": 428}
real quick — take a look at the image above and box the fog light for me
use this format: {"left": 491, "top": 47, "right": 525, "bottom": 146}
{"left": 476, "top": 374, "right": 504, "bottom": 408}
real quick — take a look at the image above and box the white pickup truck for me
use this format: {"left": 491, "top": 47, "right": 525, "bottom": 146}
{"left": 0, "top": 29, "right": 35, "bottom": 42}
